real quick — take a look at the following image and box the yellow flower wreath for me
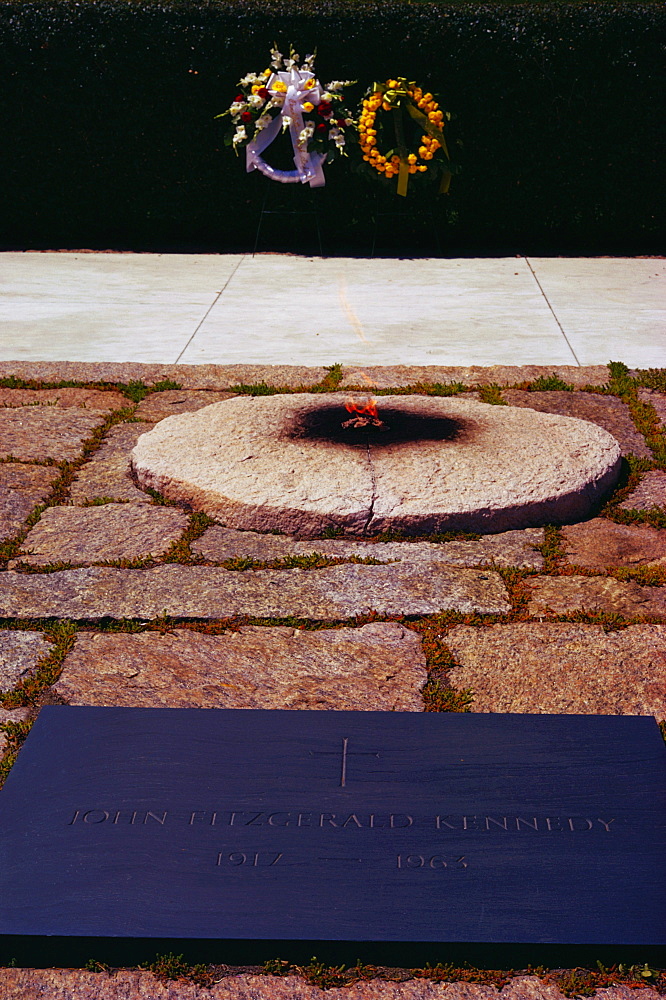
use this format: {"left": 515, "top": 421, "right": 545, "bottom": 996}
{"left": 359, "top": 79, "right": 451, "bottom": 196}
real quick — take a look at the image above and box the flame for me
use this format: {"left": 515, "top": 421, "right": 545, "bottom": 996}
{"left": 344, "top": 396, "right": 379, "bottom": 419}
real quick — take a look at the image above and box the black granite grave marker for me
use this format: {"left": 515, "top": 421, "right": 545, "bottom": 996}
{"left": 0, "top": 707, "right": 664, "bottom": 966}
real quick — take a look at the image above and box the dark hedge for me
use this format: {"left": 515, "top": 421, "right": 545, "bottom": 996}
{"left": 0, "top": 0, "right": 663, "bottom": 253}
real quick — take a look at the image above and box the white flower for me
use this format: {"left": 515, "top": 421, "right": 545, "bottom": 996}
{"left": 255, "top": 114, "right": 272, "bottom": 131}
{"left": 229, "top": 101, "right": 246, "bottom": 116}
{"left": 281, "top": 114, "right": 293, "bottom": 132}
{"left": 240, "top": 73, "right": 259, "bottom": 87}
{"left": 320, "top": 91, "right": 333, "bottom": 103}
{"left": 325, "top": 80, "right": 353, "bottom": 92}
{"left": 232, "top": 126, "right": 247, "bottom": 146}
{"left": 247, "top": 93, "right": 265, "bottom": 108}
{"left": 267, "top": 94, "right": 285, "bottom": 109}
{"left": 298, "top": 122, "right": 315, "bottom": 146}
{"left": 301, "top": 53, "right": 315, "bottom": 71}
{"left": 270, "top": 47, "right": 283, "bottom": 69}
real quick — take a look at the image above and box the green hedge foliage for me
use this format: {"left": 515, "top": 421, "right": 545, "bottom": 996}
{"left": 0, "top": 0, "right": 663, "bottom": 253}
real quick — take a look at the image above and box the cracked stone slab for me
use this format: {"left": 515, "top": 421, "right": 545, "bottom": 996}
{"left": 134, "top": 390, "right": 236, "bottom": 422}
{"left": 561, "top": 518, "right": 666, "bottom": 569}
{"left": 0, "top": 707, "right": 30, "bottom": 754}
{"left": 0, "top": 387, "right": 126, "bottom": 412}
{"left": 193, "top": 525, "right": 545, "bottom": 569}
{"left": 619, "top": 470, "right": 666, "bottom": 511}
{"left": 0, "top": 464, "right": 60, "bottom": 540}
{"left": 131, "top": 393, "right": 621, "bottom": 537}
{"left": 0, "top": 631, "right": 52, "bottom": 690}
{"left": 526, "top": 575, "right": 666, "bottom": 617}
{"left": 0, "top": 564, "right": 510, "bottom": 620}
{"left": 11, "top": 505, "right": 190, "bottom": 568}
{"left": 54, "top": 623, "right": 427, "bottom": 711}
{"left": 340, "top": 365, "right": 610, "bottom": 389}
{"left": 69, "top": 423, "right": 156, "bottom": 504}
{"left": 0, "top": 408, "right": 104, "bottom": 462}
{"left": 445, "top": 622, "right": 666, "bottom": 718}
{"left": 502, "top": 389, "right": 651, "bottom": 458}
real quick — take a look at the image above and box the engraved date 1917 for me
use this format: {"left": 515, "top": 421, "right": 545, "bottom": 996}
{"left": 397, "top": 854, "right": 468, "bottom": 870}
{"left": 216, "top": 850, "right": 283, "bottom": 867}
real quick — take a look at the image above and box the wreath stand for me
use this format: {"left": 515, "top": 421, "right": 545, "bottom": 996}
{"left": 369, "top": 189, "right": 443, "bottom": 258}
{"left": 252, "top": 183, "right": 324, "bottom": 257}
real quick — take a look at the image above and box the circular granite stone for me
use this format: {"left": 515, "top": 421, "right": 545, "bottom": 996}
{"left": 130, "top": 394, "right": 622, "bottom": 537}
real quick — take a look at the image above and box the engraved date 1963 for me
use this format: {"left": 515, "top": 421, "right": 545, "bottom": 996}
{"left": 397, "top": 854, "right": 468, "bottom": 870}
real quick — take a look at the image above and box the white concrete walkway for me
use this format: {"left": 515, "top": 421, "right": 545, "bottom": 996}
{"left": 0, "top": 252, "right": 663, "bottom": 367}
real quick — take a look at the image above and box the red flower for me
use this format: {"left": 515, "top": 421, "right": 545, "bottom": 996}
{"left": 235, "top": 93, "right": 244, "bottom": 102}
{"left": 241, "top": 111, "right": 252, "bottom": 123}
{"left": 257, "top": 87, "right": 269, "bottom": 99}
{"left": 315, "top": 122, "right": 328, "bottom": 133}
{"left": 318, "top": 101, "right": 332, "bottom": 117}
{"left": 336, "top": 118, "right": 346, "bottom": 127}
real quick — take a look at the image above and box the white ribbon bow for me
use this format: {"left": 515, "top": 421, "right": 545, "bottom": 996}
{"left": 246, "top": 67, "right": 327, "bottom": 187}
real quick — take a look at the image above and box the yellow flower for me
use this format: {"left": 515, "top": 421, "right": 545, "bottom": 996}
{"left": 407, "top": 153, "right": 417, "bottom": 164}
{"left": 423, "top": 151, "right": 434, "bottom": 160}
{"left": 272, "top": 81, "right": 287, "bottom": 93}
{"left": 418, "top": 146, "right": 428, "bottom": 158}
{"left": 409, "top": 164, "right": 417, "bottom": 174}
{"left": 304, "top": 78, "right": 316, "bottom": 89}
{"left": 382, "top": 101, "right": 391, "bottom": 111}
{"left": 388, "top": 79, "right": 399, "bottom": 89}
{"left": 302, "top": 102, "right": 314, "bottom": 113}
{"left": 418, "top": 164, "right": 428, "bottom": 172}
{"left": 423, "top": 93, "right": 433, "bottom": 102}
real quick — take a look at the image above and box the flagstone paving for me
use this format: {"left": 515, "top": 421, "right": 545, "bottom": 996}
{"left": 191, "top": 525, "right": 546, "bottom": 569}
{"left": 10, "top": 504, "right": 191, "bottom": 568}
{"left": 619, "top": 469, "right": 666, "bottom": 510}
{"left": 53, "top": 623, "right": 427, "bottom": 711}
{"left": 0, "top": 361, "right": 664, "bottom": 997}
{"left": 0, "top": 969, "right": 661, "bottom": 999}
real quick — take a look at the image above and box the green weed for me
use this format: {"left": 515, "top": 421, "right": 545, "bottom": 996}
{"left": 140, "top": 952, "right": 213, "bottom": 987}
{"left": 477, "top": 383, "right": 506, "bottom": 405}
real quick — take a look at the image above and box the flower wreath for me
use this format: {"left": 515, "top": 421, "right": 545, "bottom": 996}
{"left": 359, "top": 79, "right": 452, "bottom": 196}
{"left": 217, "top": 46, "right": 356, "bottom": 187}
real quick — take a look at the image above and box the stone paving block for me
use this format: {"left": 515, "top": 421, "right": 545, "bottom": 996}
{"left": 340, "top": 365, "right": 610, "bottom": 389}
{"left": 11, "top": 505, "right": 190, "bottom": 568}
{"left": 134, "top": 390, "right": 236, "bottom": 422}
{"left": 561, "top": 517, "right": 666, "bottom": 569}
{"left": 638, "top": 387, "right": 666, "bottom": 430}
{"left": 0, "top": 464, "right": 60, "bottom": 540}
{"left": 0, "top": 408, "right": 104, "bottom": 462}
{"left": 618, "top": 470, "right": 666, "bottom": 511}
{"left": 526, "top": 575, "right": 666, "bottom": 617}
{"left": 0, "top": 631, "right": 52, "bottom": 690}
{"left": 0, "top": 969, "right": 655, "bottom": 1000}
{"left": 0, "top": 362, "right": 328, "bottom": 390}
{"left": 0, "top": 564, "right": 511, "bottom": 620}
{"left": 69, "top": 423, "right": 155, "bottom": 504}
{"left": 54, "top": 623, "right": 427, "bottom": 711}
{"left": 193, "top": 526, "right": 545, "bottom": 570}
{"left": 445, "top": 622, "right": 666, "bottom": 718}
{"left": 502, "top": 389, "right": 651, "bottom": 458}
{"left": 0, "top": 387, "right": 126, "bottom": 411}
{"left": 0, "top": 707, "right": 30, "bottom": 754}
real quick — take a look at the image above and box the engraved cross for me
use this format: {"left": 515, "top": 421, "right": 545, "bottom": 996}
{"left": 311, "top": 738, "right": 380, "bottom": 787}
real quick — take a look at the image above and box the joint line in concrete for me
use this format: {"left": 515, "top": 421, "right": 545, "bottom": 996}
{"left": 524, "top": 257, "right": 581, "bottom": 366}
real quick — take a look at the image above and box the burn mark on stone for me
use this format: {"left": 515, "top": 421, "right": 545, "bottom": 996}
{"left": 287, "top": 405, "right": 469, "bottom": 447}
